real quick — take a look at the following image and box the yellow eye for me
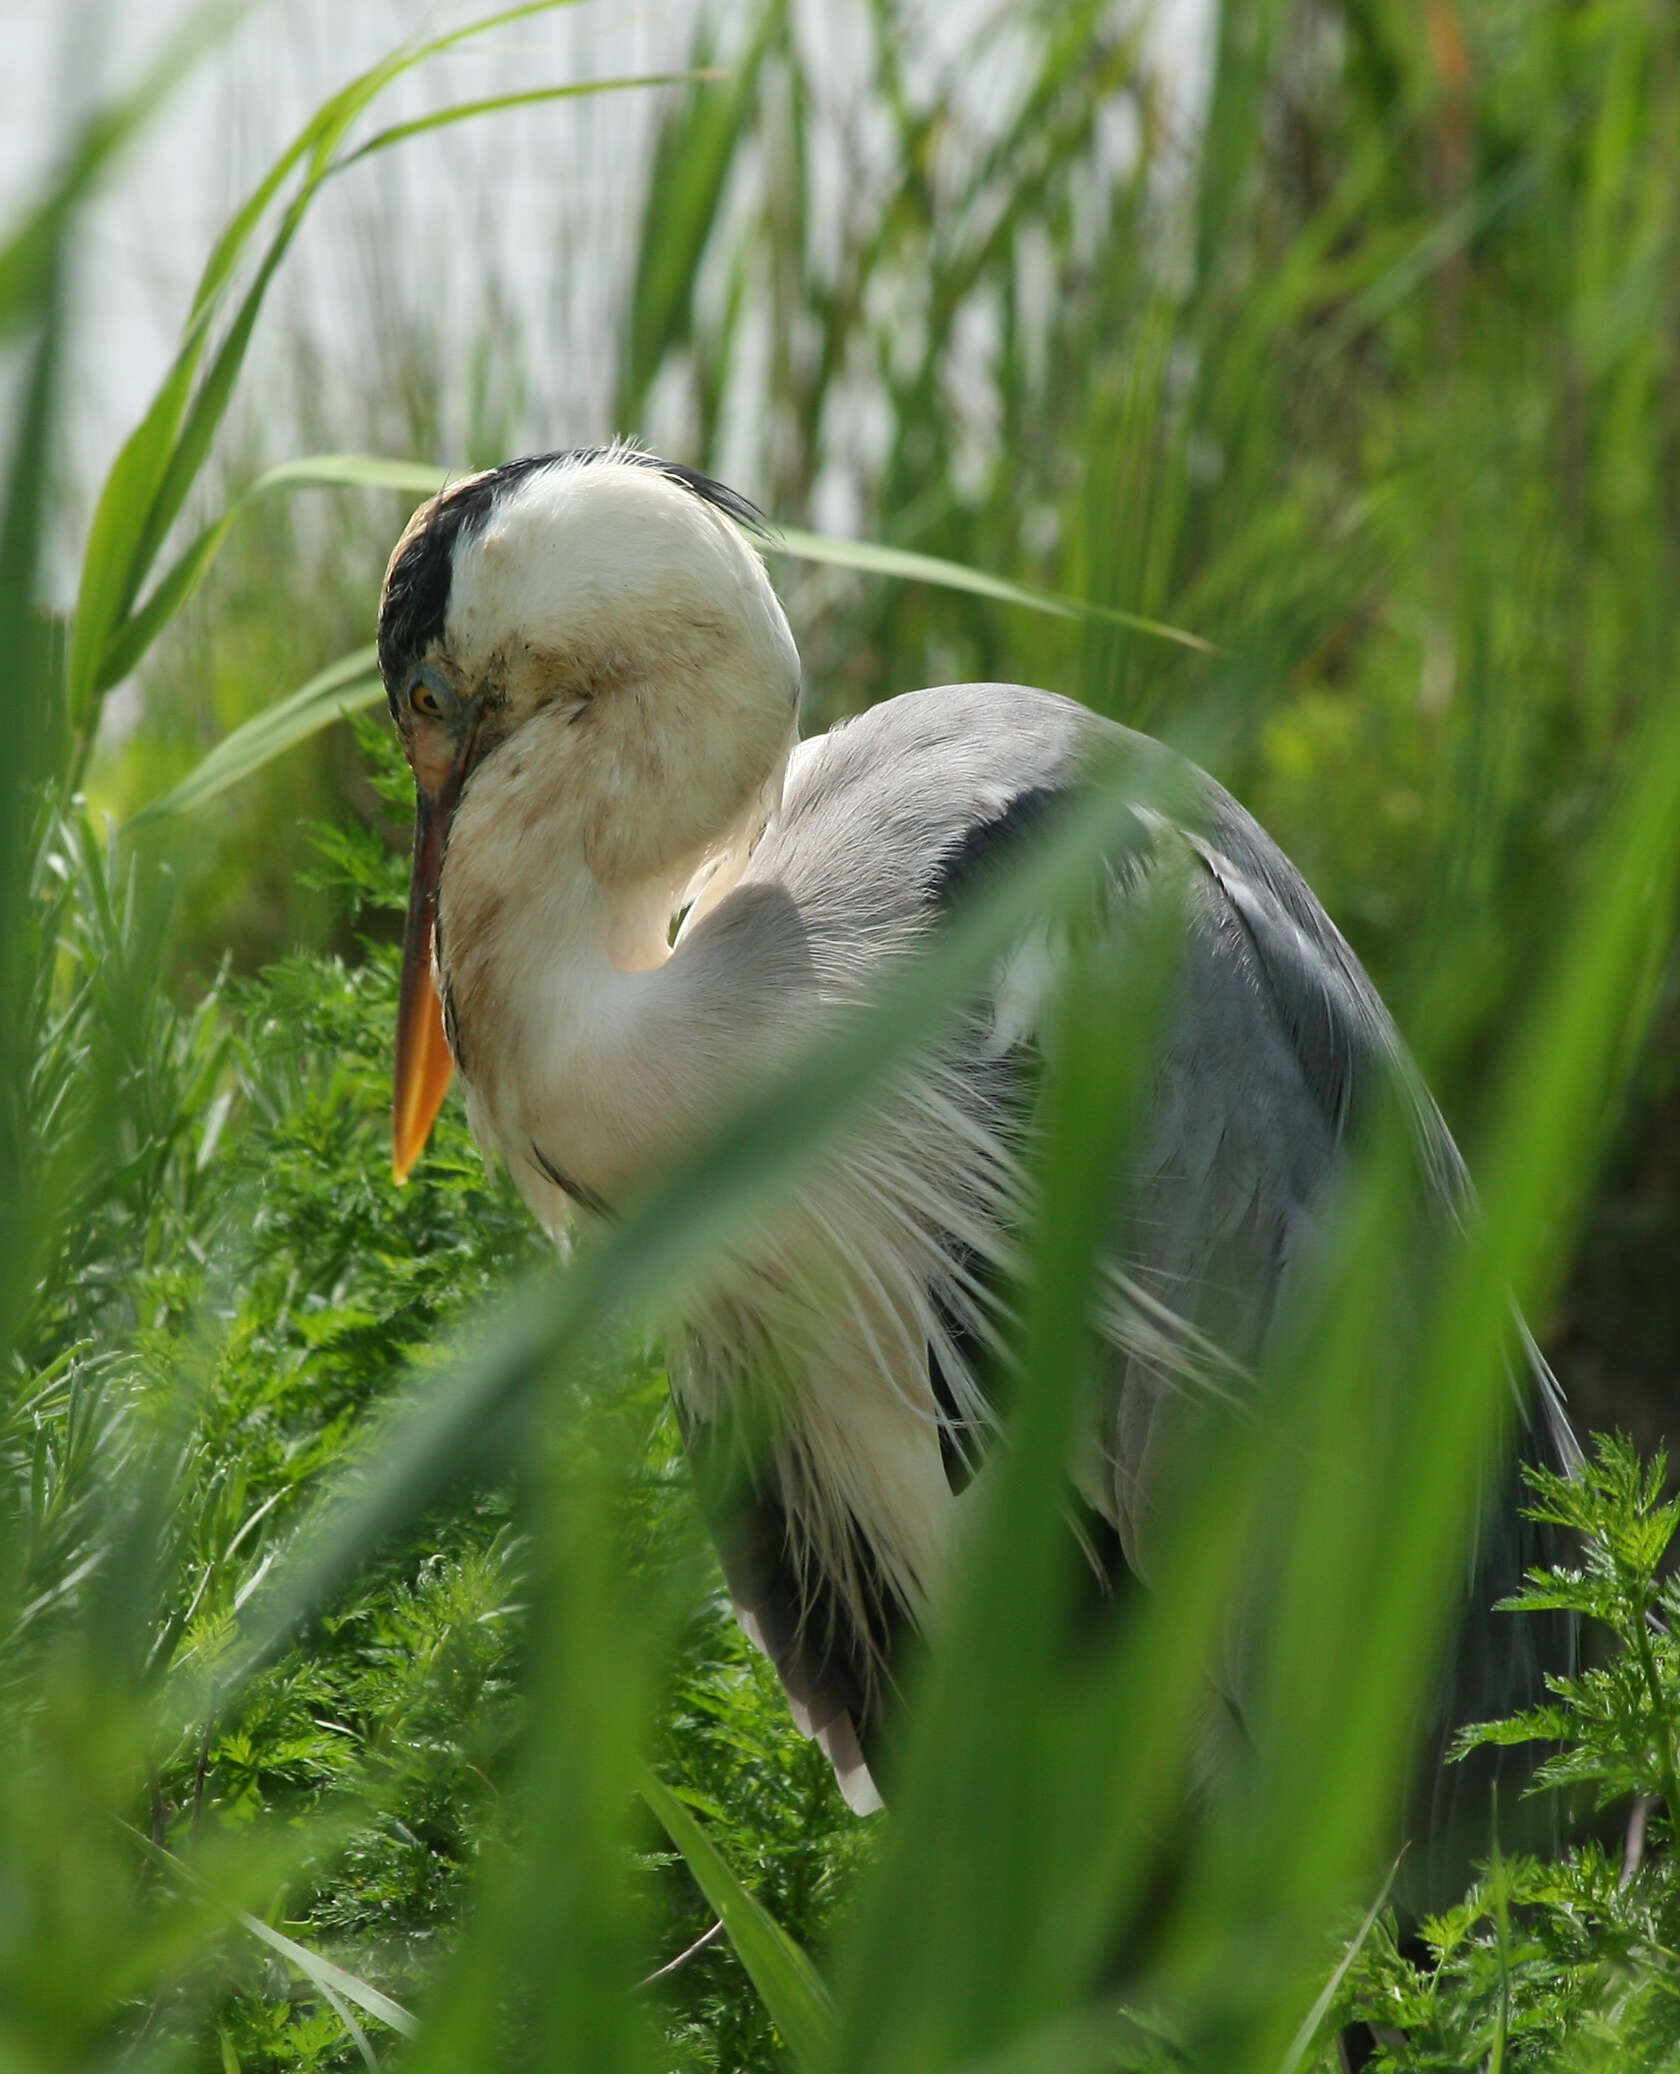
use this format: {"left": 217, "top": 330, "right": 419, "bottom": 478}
{"left": 410, "top": 681, "right": 445, "bottom": 720}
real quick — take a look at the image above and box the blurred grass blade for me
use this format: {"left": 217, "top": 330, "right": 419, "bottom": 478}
{"left": 134, "top": 645, "right": 383, "bottom": 822}
{"left": 618, "top": 14, "right": 777, "bottom": 425}
{"left": 0, "top": 0, "right": 236, "bottom": 334}
{"left": 1272, "top": 1862, "right": 1398, "bottom": 2074}
{"left": 828, "top": 861, "right": 1228, "bottom": 2074}
{"left": 945, "top": 2009, "right": 1161, "bottom": 2074}
{"left": 337, "top": 71, "right": 717, "bottom": 169}
{"left": 773, "top": 526, "right": 1225, "bottom": 655}
{"left": 0, "top": 218, "right": 65, "bottom": 1374}
{"left": 123, "top": 1822, "right": 418, "bottom": 2047}
{"left": 1158, "top": 664, "right": 1680, "bottom": 2069}
{"left": 1312, "top": 156, "right": 1540, "bottom": 364}
{"left": 640, "top": 1766, "right": 833, "bottom": 2067}
{"left": 207, "top": 761, "right": 1163, "bottom": 1704}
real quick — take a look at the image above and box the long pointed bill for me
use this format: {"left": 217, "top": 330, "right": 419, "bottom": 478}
{"left": 393, "top": 791, "right": 456, "bottom": 1183}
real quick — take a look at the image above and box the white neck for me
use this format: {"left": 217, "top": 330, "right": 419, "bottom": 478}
{"left": 435, "top": 725, "right": 797, "bottom": 1228}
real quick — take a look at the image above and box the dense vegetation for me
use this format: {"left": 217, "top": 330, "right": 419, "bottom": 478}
{"left": 3, "top": 3, "right": 1679, "bottom": 2069}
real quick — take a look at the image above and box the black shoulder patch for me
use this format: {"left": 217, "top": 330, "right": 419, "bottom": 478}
{"left": 926, "top": 784, "right": 1066, "bottom": 909}
{"left": 377, "top": 448, "right": 771, "bottom": 702}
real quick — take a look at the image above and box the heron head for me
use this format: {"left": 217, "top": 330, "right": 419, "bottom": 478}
{"left": 378, "top": 445, "right": 801, "bottom": 1181}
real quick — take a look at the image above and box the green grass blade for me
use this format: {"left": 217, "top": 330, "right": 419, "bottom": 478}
{"left": 72, "top": 2, "right": 623, "bottom": 738}
{"left": 618, "top": 15, "right": 776, "bottom": 425}
{"left": 135, "top": 6, "right": 647, "bottom": 590}
{"left": 1311, "top": 156, "right": 1542, "bottom": 365}
{"left": 133, "top": 646, "right": 383, "bottom": 822}
{"left": 944, "top": 2009, "right": 1162, "bottom": 2074}
{"left": 108, "top": 445, "right": 1220, "bottom": 812}
{"left": 0, "top": 0, "right": 235, "bottom": 333}
{"left": 0, "top": 248, "right": 65, "bottom": 1373}
{"left": 68, "top": 345, "right": 203, "bottom": 732}
{"left": 181, "top": 4, "right": 586, "bottom": 327}
{"left": 94, "top": 513, "right": 235, "bottom": 693}
{"left": 335, "top": 72, "right": 717, "bottom": 171}
{"left": 1153, "top": 670, "right": 1680, "bottom": 2070}
{"left": 120, "top": 1822, "right": 419, "bottom": 2046}
{"left": 67, "top": 62, "right": 377, "bottom": 728}
{"left": 772, "top": 526, "right": 1226, "bottom": 655}
{"left": 121, "top": 208, "right": 317, "bottom": 629}
{"left": 233, "top": 454, "right": 456, "bottom": 499}
{"left": 826, "top": 863, "right": 1216, "bottom": 2074}
{"left": 1272, "top": 1863, "right": 1399, "bottom": 2074}
{"left": 95, "top": 456, "right": 449, "bottom": 694}
{"left": 234, "top": 1908, "right": 419, "bottom": 2040}
{"left": 639, "top": 1766, "right": 834, "bottom": 2068}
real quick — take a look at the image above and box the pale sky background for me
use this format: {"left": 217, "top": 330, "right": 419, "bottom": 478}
{"left": 2, "top": 0, "right": 1215, "bottom": 594}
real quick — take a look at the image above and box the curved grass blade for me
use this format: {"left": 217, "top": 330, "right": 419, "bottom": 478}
{"left": 1147, "top": 668, "right": 1680, "bottom": 2072}
{"left": 180, "top": 5, "right": 594, "bottom": 329}
{"left": 123, "top": 444, "right": 1223, "bottom": 824}
{"left": 203, "top": 759, "right": 1165, "bottom": 1707}
{"left": 639, "top": 1766, "right": 833, "bottom": 2068}
{"left": 99, "top": 455, "right": 457, "bottom": 694}
{"left": 233, "top": 1908, "right": 419, "bottom": 2043}
{"left": 134, "top": 645, "right": 383, "bottom": 823}
{"left": 772, "top": 525, "right": 1226, "bottom": 656}
{"left": 336, "top": 71, "right": 717, "bottom": 171}
{"left": 229, "top": 454, "right": 456, "bottom": 500}
{"left": 1272, "top": 1861, "right": 1399, "bottom": 2074}
{"left": 826, "top": 861, "right": 1208, "bottom": 2074}
{"left": 618, "top": 15, "right": 777, "bottom": 426}
{"left": 69, "top": 3, "right": 666, "bottom": 738}
{"left": 120, "top": 1825, "right": 414, "bottom": 2049}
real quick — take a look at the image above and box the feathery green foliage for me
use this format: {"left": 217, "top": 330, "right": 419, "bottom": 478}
{"left": 1338, "top": 1439, "right": 1680, "bottom": 2071}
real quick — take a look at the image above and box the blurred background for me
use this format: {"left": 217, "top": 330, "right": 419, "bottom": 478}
{"left": 28, "top": 0, "right": 1667, "bottom": 1446}
{"left": 4, "top": 5, "right": 1678, "bottom": 2066}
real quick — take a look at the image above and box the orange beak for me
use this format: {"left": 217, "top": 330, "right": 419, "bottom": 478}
{"left": 393, "top": 786, "right": 458, "bottom": 1184}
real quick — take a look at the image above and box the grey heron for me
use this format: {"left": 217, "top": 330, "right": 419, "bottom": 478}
{"left": 380, "top": 442, "right": 1576, "bottom": 1853}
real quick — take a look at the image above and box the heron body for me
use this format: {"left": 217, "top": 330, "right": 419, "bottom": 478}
{"left": 380, "top": 445, "right": 1575, "bottom": 1833}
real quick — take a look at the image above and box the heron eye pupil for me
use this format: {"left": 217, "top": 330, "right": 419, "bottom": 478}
{"left": 411, "top": 683, "right": 442, "bottom": 719}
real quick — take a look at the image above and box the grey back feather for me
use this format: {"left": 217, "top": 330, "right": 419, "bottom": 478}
{"left": 675, "top": 680, "right": 1576, "bottom": 1861}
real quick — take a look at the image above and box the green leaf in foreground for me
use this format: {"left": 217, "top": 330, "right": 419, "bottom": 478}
{"left": 134, "top": 644, "right": 383, "bottom": 823}
{"left": 204, "top": 760, "right": 1165, "bottom": 1700}
{"left": 639, "top": 1765, "right": 834, "bottom": 2069}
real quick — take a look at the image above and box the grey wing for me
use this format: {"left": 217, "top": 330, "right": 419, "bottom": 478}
{"left": 1100, "top": 812, "right": 1352, "bottom": 1583}
{"left": 1107, "top": 790, "right": 1577, "bottom": 1861}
